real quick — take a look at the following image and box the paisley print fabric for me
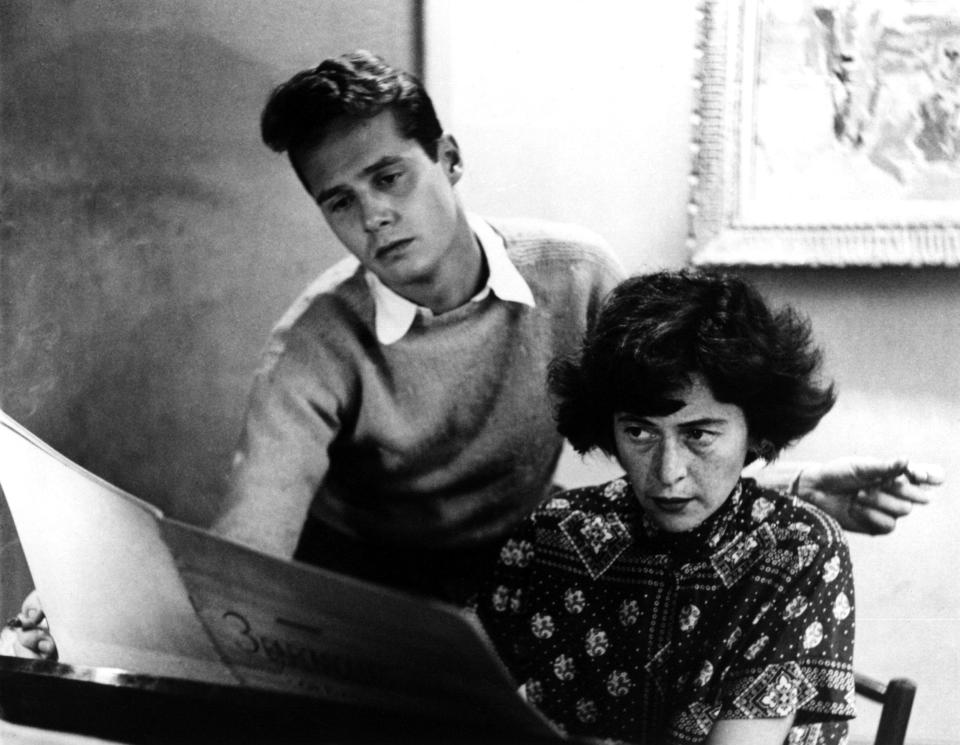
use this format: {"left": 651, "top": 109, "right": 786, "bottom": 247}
{"left": 478, "top": 479, "right": 855, "bottom": 744}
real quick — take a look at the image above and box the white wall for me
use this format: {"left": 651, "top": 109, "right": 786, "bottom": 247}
{"left": 425, "top": 3, "right": 958, "bottom": 743}
{"left": 425, "top": 0, "right": 696, "bottom": 272}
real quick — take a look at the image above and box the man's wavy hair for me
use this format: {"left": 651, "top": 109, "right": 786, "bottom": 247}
{"left": 261, "top": 50, "right": 443, "bottom": 161}
{"left": 549, "top": 270, "right": 836, "bottom": 463}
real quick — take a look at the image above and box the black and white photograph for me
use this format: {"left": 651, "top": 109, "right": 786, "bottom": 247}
{"left": 0, "top": 2, "right": 954, "bottom": 744}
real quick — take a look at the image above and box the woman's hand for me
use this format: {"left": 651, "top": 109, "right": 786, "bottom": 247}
{"left": 705, "top": 715, "right": 795, "bottom": 745}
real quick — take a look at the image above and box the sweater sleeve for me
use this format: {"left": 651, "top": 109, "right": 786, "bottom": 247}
{"left": 212, "top": 325, "right": 352, "bottom": 559}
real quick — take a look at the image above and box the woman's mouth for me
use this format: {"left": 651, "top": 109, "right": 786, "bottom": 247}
{"left": 650, "top": 497, "right": 694, "bottom": 514}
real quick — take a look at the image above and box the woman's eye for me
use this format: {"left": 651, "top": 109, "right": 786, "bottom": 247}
{"left": 686, "top": 429, "right": 717, "bottom": 445}
{"left": 624, "top": 427, "right": 655, "bottom": 442}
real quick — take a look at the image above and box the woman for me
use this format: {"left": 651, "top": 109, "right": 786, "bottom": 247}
{"left": 478, "top": 270, "right": 855, "bottom": 745}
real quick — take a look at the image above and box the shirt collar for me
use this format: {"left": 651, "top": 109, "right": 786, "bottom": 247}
{"left": 366, "top": 213, "right": 536, "bottom": 345}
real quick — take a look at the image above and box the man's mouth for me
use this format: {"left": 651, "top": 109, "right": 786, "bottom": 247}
{"left": 374, "top": 238, "right": 414, "bottom": 260}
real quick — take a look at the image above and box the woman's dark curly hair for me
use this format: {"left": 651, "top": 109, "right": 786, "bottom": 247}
{"left": 261, "top": 49, "right": 443, "bottom": 160}
{"left": 549, "top": 270, "right": 836, "bottom": 463}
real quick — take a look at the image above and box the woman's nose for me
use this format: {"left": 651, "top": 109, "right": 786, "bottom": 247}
{"left": 655, "top": 439, "right": 687, "bottom": 486}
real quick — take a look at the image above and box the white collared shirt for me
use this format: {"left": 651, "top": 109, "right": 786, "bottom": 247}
{"left": 364, "top": 214, "right": 536, "bottom": 345}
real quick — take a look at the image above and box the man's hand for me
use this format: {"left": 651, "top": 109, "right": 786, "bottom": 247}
{"left": 0, "top": 590, "right": 58, "bottom": 660}
{"left": 797, "top": 457, "right": 944, "bottom": 535}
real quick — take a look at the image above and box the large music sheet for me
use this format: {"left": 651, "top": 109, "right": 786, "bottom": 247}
{"left": 0, "top": 410, "right": 560, "bottom": 739}
{"left": 0, "top": 409, "right": 236, "bottom": 683}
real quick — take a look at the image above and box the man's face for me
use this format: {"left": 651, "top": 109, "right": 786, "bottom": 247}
{"left": 294, "top": 111, "right": 468, "bottom": 297}
{"left": 613, "top": 373, "right": 750, "bottom": 533}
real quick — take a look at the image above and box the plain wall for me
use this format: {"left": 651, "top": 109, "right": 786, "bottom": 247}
{"left": 426, "top": 2, "right": 958, "bottom": 743}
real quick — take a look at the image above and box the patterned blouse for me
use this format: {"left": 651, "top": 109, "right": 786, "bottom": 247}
{"left": 477, "top": 478, "right": 855, "bottom": 745}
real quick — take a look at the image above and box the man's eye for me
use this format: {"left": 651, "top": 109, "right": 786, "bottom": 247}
{"left": 378, "top": 171, "right": 403, "bottom": 187}
{"left": 326, "top": 195, "right": 353, "bottom": 213}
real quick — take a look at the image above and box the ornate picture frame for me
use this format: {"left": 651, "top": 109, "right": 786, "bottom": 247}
{"left": 689, "top": 0, "right": 960, "bottom": 266}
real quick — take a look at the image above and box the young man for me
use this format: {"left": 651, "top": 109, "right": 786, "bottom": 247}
{"left": 209, "top": 51, "right": 939, "bottom": 602}
{"left": 213, "top": 50, "right": 625, "bottom": 601}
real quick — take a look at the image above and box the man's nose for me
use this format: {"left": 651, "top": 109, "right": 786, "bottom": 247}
{"left": 655, "top": 439, "right": 687, "bottom": 486}
{"left": 360, "top": 193, "right": 393, "bottom": 233}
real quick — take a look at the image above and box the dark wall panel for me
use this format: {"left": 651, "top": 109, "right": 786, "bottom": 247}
{"left": 0, "top": 1, "right": 421, "bottom": 528}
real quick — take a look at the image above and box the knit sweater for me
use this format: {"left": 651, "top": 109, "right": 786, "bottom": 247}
{"left": 216, "top": 217, "right": 624, "bottom": 558}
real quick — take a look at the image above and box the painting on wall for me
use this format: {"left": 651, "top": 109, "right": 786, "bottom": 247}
{"left": 689, "top": 0, "right": 960, "bottom": 266}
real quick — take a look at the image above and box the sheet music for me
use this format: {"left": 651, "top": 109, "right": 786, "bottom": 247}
{"left": 0, "top": 410, "right": 562, "bottom": 739}
{"left": 161, "top": 518, "right": 559, "bottom": 734}
{"left": 0, "top": 409, "right": 235, "bottom": 682}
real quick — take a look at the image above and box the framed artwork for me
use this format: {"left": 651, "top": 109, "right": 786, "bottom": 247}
{"left": 689, "top": 0, "right": 960, "bottom": 266}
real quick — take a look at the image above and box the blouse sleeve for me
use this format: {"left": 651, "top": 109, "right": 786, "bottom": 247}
{"left": 475, "top": 514, "right": 540, "bottom": 681}
{"left": 717, "top": 511, "right": 856, "bottom": 727}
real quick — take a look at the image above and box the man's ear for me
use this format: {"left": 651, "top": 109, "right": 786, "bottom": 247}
{"left": 438, "top": 134, "right": 463, "bottom": 185}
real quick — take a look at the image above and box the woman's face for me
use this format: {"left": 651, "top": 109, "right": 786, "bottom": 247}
{"left": 612, "top": 373, "right": 751, "bottom": 533}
